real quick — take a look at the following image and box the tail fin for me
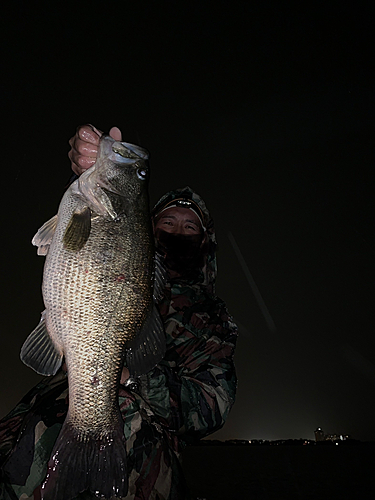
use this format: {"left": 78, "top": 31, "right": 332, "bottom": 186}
{"left": 41, "top": 417, "right": 127, "bottom": 500}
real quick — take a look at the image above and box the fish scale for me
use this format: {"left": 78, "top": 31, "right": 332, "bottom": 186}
{"left": 21, "top": 135, "right": 166, "bottom": 500}
{"left": 45, "top": 200, "right": 152, "bottom": 434}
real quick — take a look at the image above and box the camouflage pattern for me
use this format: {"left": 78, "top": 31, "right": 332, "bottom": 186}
{"left": 0, "top": 188, "right": 238, "bottom": 500}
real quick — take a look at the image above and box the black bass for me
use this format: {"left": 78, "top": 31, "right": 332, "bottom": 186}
{"left": 21, "top": 135, "right": 165, "bottom": 500}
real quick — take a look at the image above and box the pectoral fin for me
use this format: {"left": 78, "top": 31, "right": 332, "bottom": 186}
{"left": 20, "top": 314, "right": 63, "bottom": 376}
{"left": 32, "top": 214, "right": 58, "bottom": 256}
{"left": 63, "top": 207, "right": 91, "bottom": 251}
{"left": 125, "top": 303, "right": 166, "bottom": 377}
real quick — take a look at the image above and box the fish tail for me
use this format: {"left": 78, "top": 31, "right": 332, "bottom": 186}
{"left": 41, "top": 417, "right": 127, "bottom": 500}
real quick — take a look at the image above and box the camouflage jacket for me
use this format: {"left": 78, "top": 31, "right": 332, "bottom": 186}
{"left": 0, "top": 188, "right": 238, "bottom": 500}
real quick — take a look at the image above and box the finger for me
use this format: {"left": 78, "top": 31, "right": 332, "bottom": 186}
{"left": 74, "top": 137, "right": 98, "bottom": 157}
{"left": 69, "top": 143, "right": 97, "bottom": 168}
{"left": 71, "top": 162, "right": 81, "bottom": 176}
{"left": 109, "top": 126, "right": 122, "bottom": 141}
{"left": 68, "top": 129, "right": 98, "bottom": 163}
{"left": 87, "top": 124, "right": 103, "bottom": 137}
{"left": 78, "top": 124, "right": 102, "bottom": 145}
{"left": 71, "top": 160, "right": 95, "bottom": 176}
{"left": 120, "top": 367, "right": 130, "bottom": 385}
{"left": 69, "top": 151, "right": 96, "bottom": 175}
{"left": 77, "top": 156, "right": 96, "bottom": 169}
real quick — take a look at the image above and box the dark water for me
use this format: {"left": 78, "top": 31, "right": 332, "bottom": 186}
{"left": 182, "top": 445, "right": 375, "bottom": 500}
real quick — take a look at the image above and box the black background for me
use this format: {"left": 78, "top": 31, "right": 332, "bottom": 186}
{"left": 1, "top": 1, "right": 374, "bottom": 441}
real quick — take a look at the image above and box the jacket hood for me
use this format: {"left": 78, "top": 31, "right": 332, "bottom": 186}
{"left": 152, "top": 187, "right": 217, "bottom": 293}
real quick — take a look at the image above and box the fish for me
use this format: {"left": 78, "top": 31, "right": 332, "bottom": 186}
{"left": 20, "top": 135, "right": 166, "bottom": 500}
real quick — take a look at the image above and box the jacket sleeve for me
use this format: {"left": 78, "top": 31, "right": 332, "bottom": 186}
{"left": 138, "top": 296, "right": 238, "bottom": 440}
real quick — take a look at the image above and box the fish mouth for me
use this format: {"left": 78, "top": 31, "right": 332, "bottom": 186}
{"left": 112, "top": 141, "right": 149, "bottom": 160}
{"left": 100, "top": 135, "right": 149, "bottom": 164}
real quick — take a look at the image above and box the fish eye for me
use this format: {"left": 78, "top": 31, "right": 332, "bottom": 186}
{"left": 137, "top": 168, "right": 148, "bottom": 180}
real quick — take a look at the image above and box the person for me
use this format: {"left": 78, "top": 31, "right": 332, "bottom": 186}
{"left": 0, "top": 125, "right": 238, "bottom": 500}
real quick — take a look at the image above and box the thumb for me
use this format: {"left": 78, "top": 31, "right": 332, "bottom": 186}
{"left": 109, "top": 126, "right": 122, "bottom": 141}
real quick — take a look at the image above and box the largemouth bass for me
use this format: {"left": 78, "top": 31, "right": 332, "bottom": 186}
{"left": 21, "top": 135, "right": 165, "bottom": 500}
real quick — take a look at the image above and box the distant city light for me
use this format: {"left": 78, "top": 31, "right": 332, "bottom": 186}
{"left": 314, "top": 427, "right": 350, "bottom": 443}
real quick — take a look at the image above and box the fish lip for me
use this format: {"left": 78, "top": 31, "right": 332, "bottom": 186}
{"left": 101, "top": 135, "right": 149, "bottom": 164}
{"left": 113, "top": 141, "right": 149, "bottom": 160}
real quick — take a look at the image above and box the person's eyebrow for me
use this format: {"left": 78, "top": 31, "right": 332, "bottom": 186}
{"left": 159, "top": 214, "right": 199, "bottom": 228}
{"left": 185, "top": 218, "right": 199, "bottom": 227}
{"left": 160, "top": 215, "right": 177, "bottom": 220}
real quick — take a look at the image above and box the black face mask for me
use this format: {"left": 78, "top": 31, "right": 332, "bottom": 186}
{"left": 155, "top": 229, "right": 204, "bottom": 274}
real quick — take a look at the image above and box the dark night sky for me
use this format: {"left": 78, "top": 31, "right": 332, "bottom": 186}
{"left": 1, "top": 2, "right": 374, "bottom": 441}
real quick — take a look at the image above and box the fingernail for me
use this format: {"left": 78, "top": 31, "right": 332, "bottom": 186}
{"left": 81, "top": 129, "right": 95, "bottom": 142}
{"left": 88, "top": 124, "right": 103, "bottom": 137}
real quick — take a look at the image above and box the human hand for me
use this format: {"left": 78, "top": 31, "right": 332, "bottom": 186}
{"left": 68, "top": 124, "right": 123, "bottom": 176}
{"left": 120, "top": 367, "right": 130, "bottom": 385}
